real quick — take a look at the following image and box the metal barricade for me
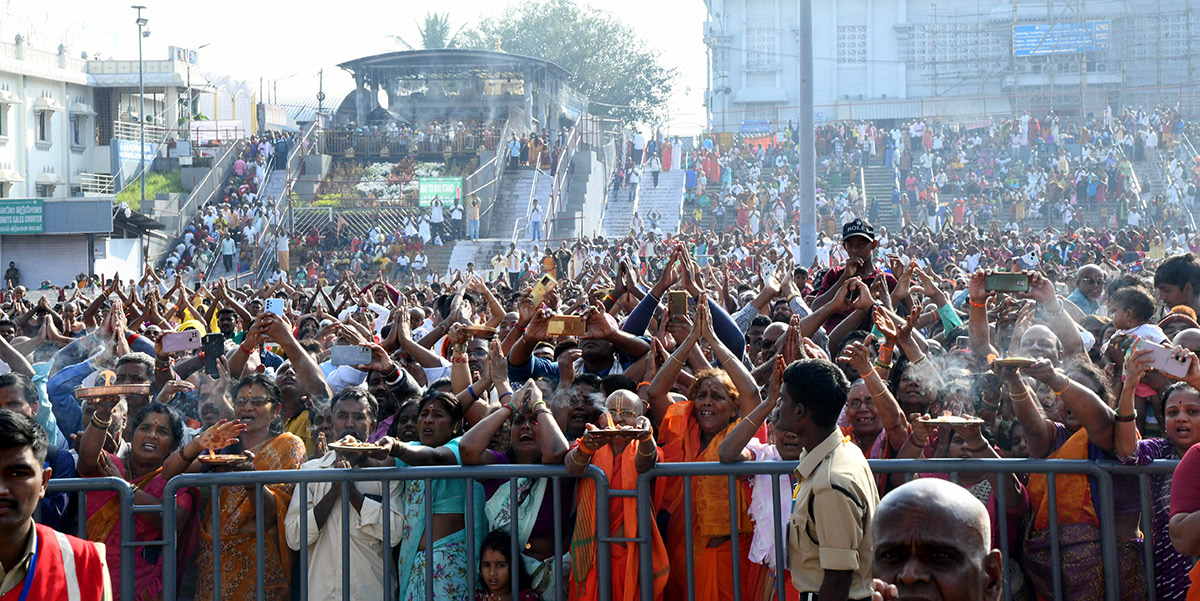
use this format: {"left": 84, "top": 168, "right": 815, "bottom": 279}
{"left": 158, "top": 463, "right": 612, "bottom": 601}
{"left": 635, "top": 458, "right": 1180, "bottom": 601}
{"left": 44, "top": 457, "right": 1183, "bottom": 601}
{"left": 45, "top": 477, "right": 138, "bottom": 601}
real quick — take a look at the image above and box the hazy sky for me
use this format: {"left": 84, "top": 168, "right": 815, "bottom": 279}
{"left": 2, "top": 0, "right": 709, "bottom": 132}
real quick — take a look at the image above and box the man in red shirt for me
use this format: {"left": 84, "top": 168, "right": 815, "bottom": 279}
{"left": 0, "top": 410, "right": 111, "bottom": 600}
{"left": 810, "top": 218, "right": 897, "bottom": 331}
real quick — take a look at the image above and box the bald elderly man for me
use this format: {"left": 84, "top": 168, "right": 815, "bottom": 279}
{"left": 1066, "top": 264, "right": 1106, "bottom": 316}
{"left": 870, "top": 479, "right": 1002, "bottom": 601}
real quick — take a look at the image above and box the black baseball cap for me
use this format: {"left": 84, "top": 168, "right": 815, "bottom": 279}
{"left": 842, "top": 218, "right": 875, "bottom": 242}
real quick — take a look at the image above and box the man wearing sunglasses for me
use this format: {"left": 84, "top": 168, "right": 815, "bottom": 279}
{"left": 1067, "top": 264, "right": 1106, "bottom": 316}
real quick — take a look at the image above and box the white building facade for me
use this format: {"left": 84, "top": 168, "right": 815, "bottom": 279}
{"left": 704, "top": 0, "right": 1200, "bottom": 131}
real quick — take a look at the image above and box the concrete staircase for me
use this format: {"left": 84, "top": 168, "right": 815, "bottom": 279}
{"left": 862, "top": 164, "right": 902, "bottom": 230}
{"left": 602, "top": 184, "right": 637, "bottom": 237}
{"left": 487, "top": 167, "right": 553, "bottom": 241}
{"left": 208, "top": 168, "right": 288, "bottom": 282}
{"left": 602, "top": 168, "right": 686, "bottom": 237}
{"left": 439, "top": 239, "right": 547, "bottom": 277}
{"left": 635, "top": 168, "right": 686, "bottom": 234}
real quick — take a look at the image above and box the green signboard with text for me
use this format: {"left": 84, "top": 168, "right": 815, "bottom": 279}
{"left": 0, "top": 199, "right": 44, "bottom": 234}
{"left": 418, "top": 177, "right": 462, "bottom": 207}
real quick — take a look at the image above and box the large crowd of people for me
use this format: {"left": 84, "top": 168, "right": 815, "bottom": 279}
{"left": 669, "top": 105, "right": 1200, "bottom": 246}
{"left": 9, "top": 110, "right": 1200, "bottom": 601}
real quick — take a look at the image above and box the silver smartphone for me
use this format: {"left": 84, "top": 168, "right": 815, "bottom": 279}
{"left": 330, "top": 345, "right": 372, "bottom": 366}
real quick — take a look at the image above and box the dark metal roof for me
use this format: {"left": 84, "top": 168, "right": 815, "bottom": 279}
{"left": 336, "top": 49, "right": 572, "bottom": 80}
{"left": 113, "top": 207, "right": 165, "bottom": 233}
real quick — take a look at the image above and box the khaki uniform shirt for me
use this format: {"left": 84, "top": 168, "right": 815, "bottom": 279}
{"left": 788, "top": 429, "right": 879, "bottom": 599}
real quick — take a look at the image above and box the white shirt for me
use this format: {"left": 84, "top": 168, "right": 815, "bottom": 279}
{"left": 284, "top": 452, "right": 405, "bottom": 601}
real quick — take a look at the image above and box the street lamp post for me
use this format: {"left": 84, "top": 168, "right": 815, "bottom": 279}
{"left": 184, "top": 43, "right": 210, "bottom": 140}
{"left": 133, "top": 5, "right": 148, "bottom": 207}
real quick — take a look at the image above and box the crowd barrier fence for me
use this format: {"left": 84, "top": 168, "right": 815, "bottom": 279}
{"left": 46, "top": 458, "right": 1181, "bottom": 601}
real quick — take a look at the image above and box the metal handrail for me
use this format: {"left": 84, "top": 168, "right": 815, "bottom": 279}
{"left": 248, "top": 121, "right": 321, "bottom": 286}
{"left": 543, "top": 124, "right": 581, "bottom": 240}
{"left": 478, "top": 117, "right": 514, "bottom": 226}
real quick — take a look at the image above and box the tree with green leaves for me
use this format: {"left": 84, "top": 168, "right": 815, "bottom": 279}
{"left": 458, "top": 0, "right": 676, "bottom": 125}
{"left": 391, "top": 12, "right": 466, "bottom": 50}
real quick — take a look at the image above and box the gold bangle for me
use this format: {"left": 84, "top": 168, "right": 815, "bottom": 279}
{"left": 910, "top": 354, "right": 928, "bottom": 366}
{"left": 870, "top": 388, "right": 889, "bottom": 398}
{"left": 637, "top": 444, "right": 658, "bottom": 457}
{"left": 671, "top": 355, "right": 687, "bottom": 366}
{"left": 1009, "top": 388, "right": 1032, "bottom": 402}
{"left": 571, "top": 450, "right": 592, "bottom": 465}
{"left": 1051, "top": 379, "right": 1071, "bottom": 396}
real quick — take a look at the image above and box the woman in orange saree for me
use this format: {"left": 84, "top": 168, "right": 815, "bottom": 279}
{"left": 647, "top": 295, "right": 765, "bottom": 601}
{"left": 185, "top": 374, "right": 306, "bottom": 601}
{"left": 998, "top": 358, "right": 1146, "bottom": 601}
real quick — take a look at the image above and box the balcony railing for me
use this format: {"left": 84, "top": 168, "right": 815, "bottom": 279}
{"left": 318, "top": 127, "right": 500, "bottom": 158}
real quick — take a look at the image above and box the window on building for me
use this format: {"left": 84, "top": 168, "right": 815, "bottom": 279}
{"left": 36, "top": 184, "right": 56, "bottom": 198}
{"left": 0, "top": 183, "right": 8, "bottom": 198}
{"left": 837, "top": 26, "right": 868, "bottom": 64}
{"left": 0, "top": 105, "right": 7, "bottom": 138}
{"left": 36, "top": 111, "right": 50, "bottom": 143}
{"left": 743, "top": 102, "right": 779, "bottom": 124}
{"left": 71, "top": 115, "right": 87, "bottom": 148}
{"left": 745, "top": 20, "right": 779, "bottom": 70}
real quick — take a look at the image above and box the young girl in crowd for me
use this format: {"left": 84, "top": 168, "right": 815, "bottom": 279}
{"left": 477, "top": 530, "right": 540, "bottom": 601}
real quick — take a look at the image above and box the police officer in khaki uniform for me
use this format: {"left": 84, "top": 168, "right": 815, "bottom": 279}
{"left": 776, "top": 358, "right": 879, "bottom": 601}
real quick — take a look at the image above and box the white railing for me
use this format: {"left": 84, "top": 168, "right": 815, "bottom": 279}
{"left": 113, "top": 120, "right": 168, "bottom": 144}
{"left": 0, "top": 40, "right": 86, "bottom": 72}
{"left": 79, "top": 173, "right": 116, "bottom": 195}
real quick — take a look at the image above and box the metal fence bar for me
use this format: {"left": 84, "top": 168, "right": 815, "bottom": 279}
{"left": 299, "top": 475, "right": 309, "bottom": 601}
{"left": 424, "top": 477, "right": 434, "bottom": 601}
{"left": 995, "top": 473, "right": 1011, "bottom": 601}
{"left": 46, "top": 477, "right": 135, "bottom": 601}
{"left": 381, "top": 479, "right": 392, "bottom": 600}
{"left": 341, "top": 481, "right": 351, "bottom": 601}
{"left": 1047, "top": 473, "right": 1063, "bottom": 600}
{"left": 510, "top": 477, "right": 521, "bottom": 601}
{"left": 210, "top": 485, "right": 221, "bottom": 598}
{"left": 727, "top": 475, "right": 742, "bottom": 600}
{"left": 684, "top": 474, "right": 695, "bottom": 601}
{"left": 1139, "top": 473, "right": 1157, "bottom": 601}
{"left": 552, "top": 476, "right": 564, "bottom": 601}
{"left": 465, "top": 476, "right": 476, "bottom": 596}
{"left": 255, "top": 483, "right": 265, "bottom": 601}
{"left": 771, "top": 474, "right": 786, "bottom": 601}
{"left": 1093, "top": 469, "right": 1121, "bottom": 601}
{"left": 594, "top": 468, "right": 613, "bottom": 601}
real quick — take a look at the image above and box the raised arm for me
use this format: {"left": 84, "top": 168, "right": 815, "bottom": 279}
{"left": 696, "top": 295, "right": 759, "bottom": 416}
{"left": 838, "top": 336, "right": 909, "bottom": 452}
{"left": 1024, "top": 360, "right": 1114, "bottom": 451}
{"left": 999, "top": 366, "right": 1058, "bottom": 459}
{"left": 647, "top": 319, "right": 699, "bottom": 429}
{"left": 719, "top": 356, "right": 783, "bottom": 463}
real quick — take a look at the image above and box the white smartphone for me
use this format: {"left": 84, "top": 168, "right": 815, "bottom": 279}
{"left": 264, "top": 298, "right": 285, "bottom": 317}
{"left": 1141, "top": 339, "right": 1191, "bottom": 380}
{"left": 161, "top": 330, "right": 202, "bottom": 353}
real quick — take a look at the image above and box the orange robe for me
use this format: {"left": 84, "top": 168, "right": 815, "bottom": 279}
{"left": 659, "top": 401, "right": 765, "bottom": 601}
{"left": 570, "top": 441, "right": 669, "bottom": 601}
